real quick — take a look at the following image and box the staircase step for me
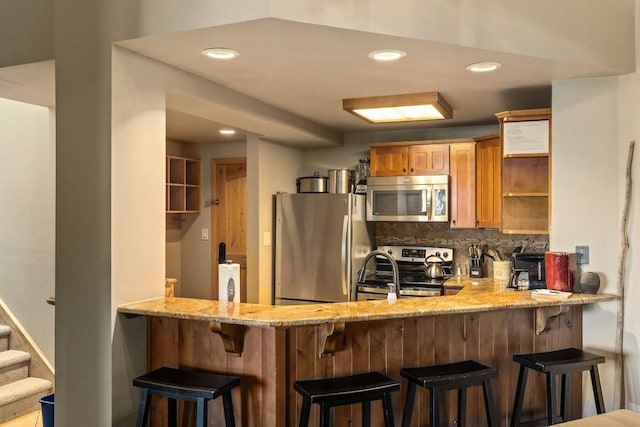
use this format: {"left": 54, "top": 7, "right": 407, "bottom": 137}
{"left": 0, "top": 350, "right": 30, "bottom": 387}
{"left": 0, "top": 326, "right": 8, "bottom": 352}
{"left": 0, "top": 377, "right": 52, "bottom": 423}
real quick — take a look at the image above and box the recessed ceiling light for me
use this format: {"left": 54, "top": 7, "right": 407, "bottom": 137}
{"left": 465, "top": 61, "right": 502, "bottom": 72}
{"left": 368, "top": 50, "right": 407, "bottom": 62}
{"left": 201, "top": 47, "right": 240, "bottom": 60}
{"left": 219, "top": 129, "right": 236, "bottom": 135}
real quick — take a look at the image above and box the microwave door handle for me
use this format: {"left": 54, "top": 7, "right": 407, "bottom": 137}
{"left": 424, "top": 188, "right": 432, "bottom": 219}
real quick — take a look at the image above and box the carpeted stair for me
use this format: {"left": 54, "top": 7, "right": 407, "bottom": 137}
{"left": 0, "top": 325, "right": 52, "bottom": 423}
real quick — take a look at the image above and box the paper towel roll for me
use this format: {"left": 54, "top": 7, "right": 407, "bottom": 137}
{"left": 218, "top": 261, "right": 240, "bottom": 302}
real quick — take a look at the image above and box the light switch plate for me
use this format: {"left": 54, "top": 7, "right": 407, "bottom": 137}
{"left": 201, "top": 228, "right": 209, "bottom": 241}
{"left": 575, "top": 245, "right": 589, "bottom": 264}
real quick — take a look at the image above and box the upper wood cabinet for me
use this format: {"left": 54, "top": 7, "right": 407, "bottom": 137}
{"left": 410, "top": 144, "right": 450, "bottom": 175}
{"left": 166, "top": 155, "right": 201, "bottom": 213}
{"left": 496, "top": 108, "right": 551, "bottom": 234}
{"left": 370, "top": 141, "right": 450, "bottom": 176}
{"left": 449, "top": 142, "right": 476, "bottom": 228}
{"left": 369, "top": 146, "right": 409, "bottom": 176}
{"left": 475, "top": 132, "right": 501, "bottom": 229}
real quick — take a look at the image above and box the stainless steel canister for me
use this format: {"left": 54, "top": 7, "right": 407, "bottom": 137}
{"left": 328, "top": 169, "right": 353, "bottom": 193}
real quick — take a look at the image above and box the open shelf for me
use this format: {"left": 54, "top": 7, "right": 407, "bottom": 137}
{"left": 166, "top": 156, "right": 201, "bottom": 213}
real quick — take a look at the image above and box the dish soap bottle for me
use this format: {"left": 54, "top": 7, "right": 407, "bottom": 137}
{"left": 387, "top": 283, "right": 397, "bottom": 302}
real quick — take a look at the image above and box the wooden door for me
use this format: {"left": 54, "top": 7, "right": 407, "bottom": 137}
{"left": 450, "top": 143, "right": 476, "bottom": 228}
{"left": 409, "top": 144, "right": 450, "bottom": 175}
{"left": 369, "top": 146, "right": 408, "bottom": 176}
{"left": 211, "top": 159, "right": 247, "bottom": 301}
{"left": 475, "top": 133, "right": 501, "bottom": 228}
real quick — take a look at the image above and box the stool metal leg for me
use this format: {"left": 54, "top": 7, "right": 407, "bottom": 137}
{"left": 560, "top": 373, "right": 568, "bottom": 422}
{"left": 222, "top": 392, "right": 237, "bottom": 427}
{"left": 430, "top": 388, "right": 441, "bottom": 427}
{"left": 546, "top": 373, "right": 557, "bottom": 425}
{"left": 590, "top": 364, "right": 606, "bottom": 414}
{"left": 457, "top": 388, "right": 467, "bottom": 427}
{"left": 135, "top": 388, "right": 150, "bottom": 427}
{"left": 482, "top": 379, "right": 497, "bottom": 427}
{"left": 195, "top": 397, "right": 206, "bottom": 427}
{"left": 168, "top": 397, "right": 178, "bottom": 427}
{"left": 319, "top": 402, "right": 331, "bottom": 427}
{"left": 382, "top": 392, "right": 395, "bottom": 427}
{"left": 362, "top": 401, "right": 371, "bottom": 427}
{"left": 401, "top": 382, "right": 417, "bottom": 427}
{"left": 511, "top": 365, "right": 528, "bottom": 427}
{"left": 299, "top": 398, "right": 311, "bottom": 427}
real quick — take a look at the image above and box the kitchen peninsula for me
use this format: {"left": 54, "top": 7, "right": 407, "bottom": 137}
{"left": 119, "top": 282, "right": 614, "bottom": 426}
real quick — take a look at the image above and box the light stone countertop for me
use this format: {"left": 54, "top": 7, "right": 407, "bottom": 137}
{"left": 118, "top": 277, "right": 616, "bottom": 328}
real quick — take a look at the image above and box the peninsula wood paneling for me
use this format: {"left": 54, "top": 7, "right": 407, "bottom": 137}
{"left": 146, "top": 307, "right": 584, "bottom": 427}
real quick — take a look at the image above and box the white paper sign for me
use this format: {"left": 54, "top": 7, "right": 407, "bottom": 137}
{"left": 503, "top": 120, "right": 549, "bottom": 155}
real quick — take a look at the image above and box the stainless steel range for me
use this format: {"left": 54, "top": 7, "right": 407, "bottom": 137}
{"left": 355, "top": 245, "right": 454, "bottom": 300}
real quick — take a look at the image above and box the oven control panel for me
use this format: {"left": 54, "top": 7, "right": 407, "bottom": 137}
{"left": 377, "top": 245, "right": 453, "bottom": 263}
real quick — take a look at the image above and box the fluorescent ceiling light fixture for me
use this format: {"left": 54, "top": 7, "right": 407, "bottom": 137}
{"left": 201, "top": 47, "right": 240, "bottom": 60}
{"left": 368, "top": 50, "right": 406, "bottom": 61}
{"left": 343, "top": 92, "right": 453, "bottom": 123}
{"left": 466, "top": 61, "right": 502, "bottom": 72}
{"left": 219, "top": 129, "right": 236, "bottom": 135}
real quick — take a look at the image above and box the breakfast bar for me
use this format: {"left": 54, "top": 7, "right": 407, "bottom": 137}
{"left": 119, "top": 279, "right": 615, "bottom": 426}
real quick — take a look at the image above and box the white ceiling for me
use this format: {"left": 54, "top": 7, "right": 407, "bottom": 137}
{"left": 0, "top": 15, "right": 633, "bottom": 147}
{"left": 118, "top": 17, "right": 630, "bottom": 145}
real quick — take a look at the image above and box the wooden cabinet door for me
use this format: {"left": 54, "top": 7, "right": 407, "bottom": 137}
{"left": 370, "top": 146, "right": 409, "bottom": 176}
{"left": 475, "top": 133, "right": 501, "bottom": 228}
{"left": 450, "top": 143, "right": 476, "bottom": 228}
{"left": 409, "top": 144, "right": 450, "bottom": 175}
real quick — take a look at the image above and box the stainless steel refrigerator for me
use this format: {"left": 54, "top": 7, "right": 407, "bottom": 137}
{"left": 273, "top": 193, "right": 373, "bottom": 304}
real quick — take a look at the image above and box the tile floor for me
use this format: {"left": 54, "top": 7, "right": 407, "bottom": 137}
{"left": 0, "top": 411, "right": 42, "bottom": 427}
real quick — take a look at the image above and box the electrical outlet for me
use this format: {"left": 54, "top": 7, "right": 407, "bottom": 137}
{"left": 575, "top": 245, "right": 589, "bottom": 264}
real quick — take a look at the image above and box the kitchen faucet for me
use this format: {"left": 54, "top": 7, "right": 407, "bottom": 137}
{"left": 357, "top": 250, "right": 401, "bottom": 298}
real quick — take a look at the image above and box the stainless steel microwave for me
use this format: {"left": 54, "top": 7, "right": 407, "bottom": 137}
{"left": 366, "top": 175, "right": 449, "bottom": 222}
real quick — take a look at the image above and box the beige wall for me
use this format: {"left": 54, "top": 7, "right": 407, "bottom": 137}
{"left": 0, "top": 98, "right": 55, "bottom": 365}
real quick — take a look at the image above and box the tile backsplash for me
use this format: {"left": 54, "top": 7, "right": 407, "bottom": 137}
{"left": 375, "top": 223, "right": 549, "bottom": 276}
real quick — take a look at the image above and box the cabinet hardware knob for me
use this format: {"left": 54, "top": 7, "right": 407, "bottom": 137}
{"left": 410, "top": 168, "right": 414, "bottom": 172}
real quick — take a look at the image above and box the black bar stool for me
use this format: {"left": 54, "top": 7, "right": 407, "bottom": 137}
{"left": 133, "top": 366, "right": 240, "bottom": 427}
{"left": 510, "top": 347, "right": 605, "bottom": 426}
{"left": 401, "top": 360, "right": 499, "bottom": 427}
{"left": 294, "top": 371, "right": 400, "bottom": 427}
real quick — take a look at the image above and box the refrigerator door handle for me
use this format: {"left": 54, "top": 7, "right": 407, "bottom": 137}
{"left": 341, "top": 214, "right": 349, "bottom": 296}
